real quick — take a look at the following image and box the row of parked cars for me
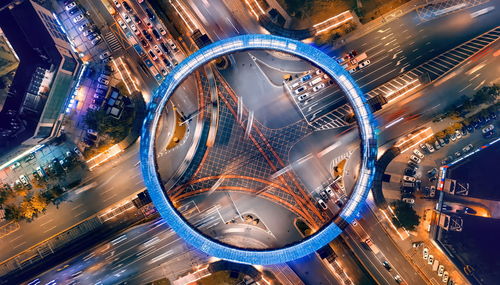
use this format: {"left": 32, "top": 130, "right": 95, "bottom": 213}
{"left": 64, "top": 1, "right": 102, "bottom": 46}
{"left": 3, "top": 148, "right": 82, "bottom": 191}
{"left": 290, "top": 70, "right": 331, "bottom": 103}
{"left": 89, "top": 66, "right": 113, "bottom": 111}
{"left": 422, "top": 247, "right": 454, "bottom": 284}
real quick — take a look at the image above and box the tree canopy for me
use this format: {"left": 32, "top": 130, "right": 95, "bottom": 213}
{"left": 391, "top": 200, "right": 420, "bottom": 231}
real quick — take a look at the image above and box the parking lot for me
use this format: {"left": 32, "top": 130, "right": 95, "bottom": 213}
{"left": 53, "top": 0, "right": 111, "bottom": 61}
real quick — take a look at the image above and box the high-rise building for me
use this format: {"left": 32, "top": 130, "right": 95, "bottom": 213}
{"left": 0, "top": 0, "right": 80, "bottom": 150}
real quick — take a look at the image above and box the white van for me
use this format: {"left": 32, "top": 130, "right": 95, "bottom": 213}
{"left": 309, "top": 77, "right": 322, "bottom": 86}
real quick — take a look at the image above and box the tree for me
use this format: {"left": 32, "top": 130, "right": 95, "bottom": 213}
{"left": 472, "top": 85, "right": 499, "bottom": 105}
{"left": 20, "top": 199, "right": 37, "bottom": 220}
{"left": 391, "top": 200, "right": 420, "bottom": 231}
{"left": 4, "top": 205, "right": 22, "bottom": 221}
{"left": 31, "top": 194, "right": 48, "bottom": 213}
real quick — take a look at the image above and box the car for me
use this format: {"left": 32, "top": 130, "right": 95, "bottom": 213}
{"left": 403, "top": 175, "right": 416, "bottom": 182}
{"left": 78, "top": 23, "right": 90, "bottom": 31}
{"left": 166, "top": 38, "right": 178, "bottom": 51}
{"left": 97, "top": 77, "right": 109, "bottom": 85}
{"left": 312, "top": 83, "right": 325, "bottom": 92}
{"left": 73, "top": 147, "right": 83, "bottom": 157}
{"left": 145, "top": 21, "right": 153, "bottom": 28}
{"left": 450, "top": 133, "right": 456, "bottom": 142}
{"left": 73, "top": 14, "right": 85, "bottom": 23}
{"left": 294, "top": 86, "right": 306, "bottom": 95}
{"left": 423, "top": 247, "right": 429, "bottom": 260}
{"left": 410, "top": 155, "right": 421, "bottom": 163}
{"left": 83, "top": 29, "right": 93, "bottom": 36}
{"left": 130, "top": 24, "right": 139, "bottom": 35}
{"left": 382, "top": 261, "right": 391, "bottom": 271}
{"left": 454, "top": 151, "right": 461, "bottom": 157}
{"left": 426, "top": 143, "right": 435, "bottom": 153}
{"left": 24, "top": 153, "right": 36, "bottom": 163}
{"left": 10, "top": 161, "right": 21, "bottom": 170}
{"left": 300, "top": 74, "right": 312, "bottom": 82}
{"left": 319, "top": 191, "right": 328, "bottom": 201}
{"left": 160, "top": 42, "right": 170, "bottom": 54}
{"left": 99, "top": 51, "right": 111, "bottom": 59}
{"left": 65, "top": 2, "right": 77, "bottom": 10}
{"left": 442, "top": 271, "right": 449, "bottom": 283}
{"left": 149, "top": 50, "right": 158, "bottom": 60}
{"left": 460, "top": 127, "right": 467, "bottom": 136}
{"left": 443, "top": 136, "right": 450, "bottom": 144}
{"left": 140, "top": 38, "right": 149, "bottom": 47}
{"left": 161, "top": 69, "right": 167, "bottom": 76}
{"left": 413, "top": 149, "right": 424, "bottom": 159}
{"left": 358, "top": 60, "right": 371, "bottom": 68}
{"left": 159, "top": 27, "right": 167, "bottom": 35}
{"left": 404, "top": 167, "right": 416, "bottom": 176}
{"left": 427, "top": 168, "right": 437, "bottom": 178}
{"left": 118, "top": 19, "right": 127, "bottom": 29}
{"left": 68, "top": 7, "right": 80, "bottom": 15}
{"left": 297, "top": 93, "right": 310, "bottom": 102}
{"left": 91, "top": 36, "right": 101, "bottom": 45}
{"left": 19, "top": 175, "right": 30, "bottom": 186}
{"left": 318, "top": 199, "right": 328, "bottom": 210}
{"left": 133, "top": 15, "right": 142, "bottom": 24}
{"left": 152, "top": 29, "right": 161, "bottom": 40}
{"left": 145, "top": 33, "right": 153, "bottom": 42}
{"left": 433, "top": 141, "right": 441, "bottom": 150}
{"left": 428, "top": 254, "right": 434, "bottom": 265}
{"left": 482, "top": 124, "right": 494, "bottom": 133}
{"left": 122, "top": 1, "right": 132, "bottom": 12}
{"left": 87, "top": 33, "right": 98, "bottom": 40}
{"left": 429, "top": 186, "right": 436, "bottom": 197}
{"left": 408, "top": 160, "right": 419, "bottom": 169}
{"left": 466, "top": 124, "right": 474, "bottom": 133}
{"left": 324, "top": 186, "right": 334, "bottom": 197}
{"left": 394, "top": 275, "right": 403, "bottom": 284}
{"left": 462, "top": 143, "right": 473, "bottom": 152}
{"left": 402, "top": 198, "right": 415, "bottom": 204}
{"left": 123, "top": 13, "right": 131, "bottom": 23}
{"left": 438, "top": 265, "right": 445, "bottom": 276}
{"left": 162, "top": 58, "right": 172, "bottom": 68}
{"left": 113, "top": 0, "right": 121, "bottom": 7}
{"left": 145, "top": 8, "right": 155, "bottom": 20}
{"left": 153, "top": 45, "right": 162, "bottom": 54}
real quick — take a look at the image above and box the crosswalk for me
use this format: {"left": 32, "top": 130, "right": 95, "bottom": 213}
{"left": 314, "top": 26, "right": 500, "bottom": 129}
{"left": 329, "top": 150, "right": 355, "bottom": 174}
{"left": 103, "top": 32, "right": 122, "bottom": 52}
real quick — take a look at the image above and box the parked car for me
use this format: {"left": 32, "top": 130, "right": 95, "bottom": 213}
{"left": 402, "top": 198, "right": 415, "bottom": 204}
{"left": 318, "top": 199, "right": 328, "bottom": 210}
{"left": 438, "top": 265, "right": 445, "bottom": 276}
{"left": 404, "top": 167, "right": 416, "bottom": 176}
{"left": 68, "top": 7, "right": 80, "bottom": 15}
{"left": 403, "top": 175, "right": 416, "bottom": 182}
{"left": 300, "top": 74, "right": 312, "bottom": 82}
{"left": 312, "top": 83, "right": 325, "bottom": 92}
{"left": 297, "top": 93, "right": 310, "bottom": 102}
{"left": 73, "top": 14, "right": 85, "bottom": 23}
{"left": 294, "top": 86, "right": 307, "bottom": 95}
{"left": 482, "top": 124, "right": 494, "bottom": 133}
{"left": 65, "top": 2, "right": 77, "bottom": 10}
{"left": 118, "top": 19, "right": 127, "bottom": 30}
{"left": 358, "top": 60, "right": 371, "bottom": 68}
{"left": 159, "top": 27, "right": 167, "bottom": 35}
{"left": 410, "top": 155, "right": 421, "bottom": 163}
{"left": 413, "top": 149, "right": 424, "bottom": 159}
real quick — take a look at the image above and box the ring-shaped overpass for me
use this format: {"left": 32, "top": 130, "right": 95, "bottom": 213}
{"left": 140, "top": 34, "right": 378, "bottom": 265}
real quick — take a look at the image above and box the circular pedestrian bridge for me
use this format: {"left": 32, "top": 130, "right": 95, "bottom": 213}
{"left": 140, "top": 34, "right": 377, "bottom": 265}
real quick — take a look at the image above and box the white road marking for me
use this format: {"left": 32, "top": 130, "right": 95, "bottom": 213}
{"left": 385, "top": 39, "right": 397, "bottom": 46}
{"left": 40, "top": 219, "right": 54, "bottom": 227}
{"left": 43, "top": 226, "right": 57, "bottom": 233}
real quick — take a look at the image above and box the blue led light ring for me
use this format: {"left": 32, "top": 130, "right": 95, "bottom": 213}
{"left": 140, "top": 34, "right": 377, "bottom": 265}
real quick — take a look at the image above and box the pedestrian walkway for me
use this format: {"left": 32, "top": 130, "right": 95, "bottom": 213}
{"left": 103, "top": 31, "right": 123, "bottom": 52}
{"left": 417, "top": 0, "right": 489, "bottom": 21}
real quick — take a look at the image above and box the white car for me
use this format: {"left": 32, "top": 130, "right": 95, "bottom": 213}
{"left": 118, "top": 19, "right": 127, "bottom": 30}
{"left": 402, "top": 198, "right": 415, "bottom": 204}
{"left": 318, "top": 199, "right": 328, "bottom": 210}
{"left": 437, "top": 265, "right": 445, "bottom": 276}
{"left": 442, "top": 271, "right": 449, "bottom": 283}
{"left": 462, "top": 143, "right": 473, "bottom": 152}
{"left": 78, "top": 23, "right": 90, "bottom": 31}
{"left": 113, "top": 0, "right": 121, "bottom": 7}
{"left": 455, "top": 130, "right": 462, "bottom": 139}
{"left": 297, "top": 93, "right": 310, "bottom": 102}
{"left": 428, "top": 254, "right": 434, "bottom": 265}
{"left": 130, "top": 24, "right": 140, "bottom": 35}
{"left": 482, "top": 124, "right": 494, "bottom": 133}
{"left": 315, "top": 69, "right": 323, "bottom": 75}
{"left": 426, "top": 143, "right": 435, "bottom": 153}
{"left": 153, "top": 45, "right": 162, "bottom": 54}
{"left": 403, "top": 175, "right": 416, "bottom": 182}
{"left": 312, "top": 83, "right": 325, "bottom": 92}
{"left": 423, "top": 248, "right": 429, "bottom": 260}
{"left": 410, "top": 155, "right": 421, "bottom": 163}
{"left": 73, "top": 14, "right": 85, "bottom": 23}
{"left": 123, "top": 13, "right": 132, "bottom": 23}
{"left": 65, "top": 2, "right": 77, "bottom": 10}
{"left": 161, "top": 69, "right": 168, "bottom": 76}
{"left": 358, "top": 60, "right": 371, "bottom": 68}
{"left": 159, "top": 27, "right": 167, "bottom": 35}
{"left": 413, "top": 149, "right": 424, "bottom": 159}
{"left": 324, "top": 186, "right": 334, "bottom": 197}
